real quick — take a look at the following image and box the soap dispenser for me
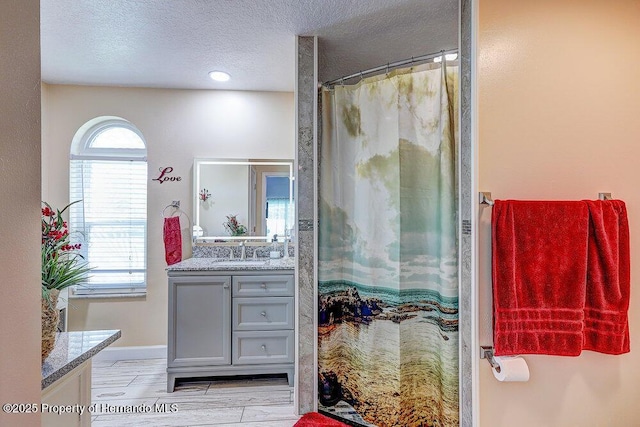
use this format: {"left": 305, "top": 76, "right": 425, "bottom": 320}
{"left": 270, "top": 234, "right": 280, "bottom": 259}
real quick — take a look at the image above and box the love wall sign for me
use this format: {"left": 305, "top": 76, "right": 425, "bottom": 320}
{"left": 153, "top": 167, "right": 182, "bottom": 184}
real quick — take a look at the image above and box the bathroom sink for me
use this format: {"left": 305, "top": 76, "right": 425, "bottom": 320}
{"left": 212, "top": 260, "right": 268, "bottom": 267}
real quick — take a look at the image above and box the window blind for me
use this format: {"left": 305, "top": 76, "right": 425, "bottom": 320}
{"left": 69, "top": 159, "right": 147, "bottom": 294}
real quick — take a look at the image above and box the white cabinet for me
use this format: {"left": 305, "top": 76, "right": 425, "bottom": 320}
{"left": 41, "top": 360, "right": 91, "bottom": 427}
{"left": 167, "top": 270, "right": 294, "bottom": 392}
{"left": 41, "top": 330, "right": 120, "bottom": 427}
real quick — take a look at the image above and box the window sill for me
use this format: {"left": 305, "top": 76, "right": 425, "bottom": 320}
{"left": 69, "top": 291, "right": 147, "bottom": 300}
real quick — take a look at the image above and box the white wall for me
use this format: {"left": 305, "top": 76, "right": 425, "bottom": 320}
{"left": 199, "top": 164, "right": 250, "bottom": 236}
{"left": 41, "top": 84, "right": 294, "bottom": 346}
{"left": 478, "top": 0, "right": 640, "bottom": 425}
{"left": 0, "top": 1, "right": 42, "bottom": 425}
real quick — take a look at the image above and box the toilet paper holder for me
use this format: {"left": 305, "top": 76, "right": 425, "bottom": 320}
{"left": 480, "top": 346, "right": 501, "bottom": 372}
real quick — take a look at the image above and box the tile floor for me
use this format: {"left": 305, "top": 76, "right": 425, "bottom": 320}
{"left": 91, "top": 358, "right": 300, "bottom": 426}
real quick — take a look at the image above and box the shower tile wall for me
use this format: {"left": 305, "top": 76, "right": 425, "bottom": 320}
{"left": 459, "top": 0, "right": 474, "bottom": 425}
{"left": 296, "top": 35, "right": 317, "bottom": 415}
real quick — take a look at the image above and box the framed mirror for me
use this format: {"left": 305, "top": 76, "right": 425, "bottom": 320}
{"left": 193, "top": 158, "right": 294, "bottom": 242}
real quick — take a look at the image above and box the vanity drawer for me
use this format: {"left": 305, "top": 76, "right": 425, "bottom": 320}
{"left": 232, "top": 275, "right": 294, "bottom": 297}
{"left": 232, "top": 330, "right": 294, "bottom": 365}
{"left": 233, "top": 297, "right": 294, "bottom": 331}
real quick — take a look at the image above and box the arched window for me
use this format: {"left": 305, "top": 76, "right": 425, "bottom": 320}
{"left": 69, "top": 116, "right": 147, "bottom": 295}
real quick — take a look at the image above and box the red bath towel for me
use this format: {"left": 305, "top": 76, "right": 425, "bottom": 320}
{"left": 492, "top": 200, "right": 590, "bottom": 356}
{"left": 294, "top": 412, "right": 350, "bottom": 427}
{"left": 583, "top": 200, "right": 630, "bottom": 354}
{"left": 163, "top": 216, "right": 182, "bottom": 265}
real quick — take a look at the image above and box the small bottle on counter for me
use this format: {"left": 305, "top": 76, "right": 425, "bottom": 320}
{"left": 270, "top": 235, "right": 281, "bottom": 259}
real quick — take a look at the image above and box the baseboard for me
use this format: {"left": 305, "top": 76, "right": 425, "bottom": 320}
{"left": 93, "top": 345, "right": 167, "bottom": 362}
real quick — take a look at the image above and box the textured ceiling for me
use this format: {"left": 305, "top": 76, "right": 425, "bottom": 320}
{"left": 41, "top": 0, "right": 458, "bottom": 92}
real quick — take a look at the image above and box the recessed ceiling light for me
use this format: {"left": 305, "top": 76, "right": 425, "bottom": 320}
{"left": 209, "top": 71, "right": 231, "bottom": 82}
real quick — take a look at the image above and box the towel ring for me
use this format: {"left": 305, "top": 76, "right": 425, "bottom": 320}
{"left": 162, "top": 203, "right": 192, "bottom": 231}
{"left": 162, "top": 204, "right": 179, "bottom": 218}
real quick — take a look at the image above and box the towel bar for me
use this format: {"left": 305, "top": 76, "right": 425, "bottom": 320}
{"left": 479, "top": 192, "right": 494, "bottom": 206}
{"left": 479, "top": 192, "right": 613, "bottom": 206}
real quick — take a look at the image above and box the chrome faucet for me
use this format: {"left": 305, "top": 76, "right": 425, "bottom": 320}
{"left": 283, "top": 237, "right": 289, "bottom": 259}
{"left": 239, "top": 241, "right": 247, "bottom": 260}
{"left": 229, "top": 246, "right": 235, "bottom": 260}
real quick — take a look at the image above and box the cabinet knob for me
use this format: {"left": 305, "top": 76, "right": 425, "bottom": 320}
{"left": 260, "top": 283, "right": 267, "bottom": 289}
{"left": 261, "top": 344, "right": 267, "bottom": 351}
{"left": 260, "top": 311, "right": 267, "bottom": 317}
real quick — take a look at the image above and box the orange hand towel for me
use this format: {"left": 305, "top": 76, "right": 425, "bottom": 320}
{"left": 492, "top": 200, "right": 590, "bottom": 356}
{"left": 294, "top": 412, "right": 350, "bottom": 427}
{"left": 163, "top": 216, "right": 182, "bottom": 266}
{"left": 583, "top": 200, "right": 630, "bottom": 355}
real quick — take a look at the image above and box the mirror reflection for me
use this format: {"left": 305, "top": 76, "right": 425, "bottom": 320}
{"left": 194, "top": 159, "right": 294, "bottom": 242}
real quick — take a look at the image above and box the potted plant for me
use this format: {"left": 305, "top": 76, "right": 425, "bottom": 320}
{"left": 41, "top": 201, "right": 91, "bottom": 361}
{"left": 222, "top": 214, "right": 247, "bottom": 236}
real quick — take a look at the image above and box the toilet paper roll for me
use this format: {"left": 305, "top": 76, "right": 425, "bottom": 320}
{"left": 492, "top": 356, "right": 530, "bottom": 382}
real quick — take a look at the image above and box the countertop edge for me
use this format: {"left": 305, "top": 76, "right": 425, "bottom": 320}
{"left": 42, "top": 330, "right": 121, "bottom": 390}
{"left": 166, "top": 257, "right": 295, "bottom": 272}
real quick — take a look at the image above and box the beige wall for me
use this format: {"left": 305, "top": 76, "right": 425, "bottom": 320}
{"left": 478, "top": 0, "right": 640, "bottom": 425}
{"left": 0, "top": 1, "right": 42, "bottom": 425}
{"left": 42, "top": 85, "right": 294, "bottom": 346}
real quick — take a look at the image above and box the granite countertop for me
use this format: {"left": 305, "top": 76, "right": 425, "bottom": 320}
{"left": 166, "top": 257, "right": 295, "bottom": 271}
{"left": 42, "top": 329, "right": 121, "bottom": 390}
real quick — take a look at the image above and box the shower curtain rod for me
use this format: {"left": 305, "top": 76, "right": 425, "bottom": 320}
{"left": 322, "top": 48, "right": 458, "bottom": 87}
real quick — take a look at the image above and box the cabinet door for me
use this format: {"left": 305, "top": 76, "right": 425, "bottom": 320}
{"left": 168, "top": 276, "right": 231, "bottom": 367}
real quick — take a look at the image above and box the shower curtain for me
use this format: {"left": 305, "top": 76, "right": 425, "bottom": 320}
{"left": 318, "top": 60, "right": 459, "bottom": 427}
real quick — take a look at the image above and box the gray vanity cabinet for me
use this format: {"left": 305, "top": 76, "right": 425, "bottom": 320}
{"left": 167, "top": 270, "right": 294, "bottom": 392}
